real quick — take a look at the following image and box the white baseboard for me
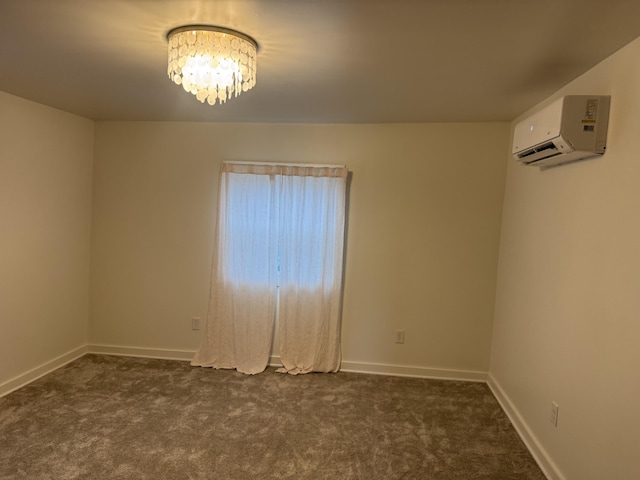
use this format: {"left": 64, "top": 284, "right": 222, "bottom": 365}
{"left": 340, "top": 360, "right": 487, "bottom": 382}
{"left": 87, "top": 347, "right": 283, "bottom": 368}
{"left": 86, "top": 347, "right": 485, "bottom": 382}
{"left": 487, "top": 374, "right": 564, "bottom": 480}
{"left": 0, "top": 345, "right": 88, "bottom": 398}
{"left": 268, "top": 355, "right": 283, "bottom": 368}
{"left": 88, "top": 344, "right": 196, "bottom": 361}
{"left": 271, "top": 355, "right": 486, "bottom": 382}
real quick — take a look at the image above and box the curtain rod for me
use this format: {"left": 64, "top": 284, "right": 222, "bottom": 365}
{"left": 224, "top": 161, "right": 346, "bottom": 169}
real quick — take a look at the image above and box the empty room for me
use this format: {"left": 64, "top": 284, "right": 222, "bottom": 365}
{"left": 1, "top": 1, "right": 639, "bottom": 479}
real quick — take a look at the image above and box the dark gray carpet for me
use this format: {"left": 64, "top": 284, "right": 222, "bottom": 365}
{"left": 0, "top": 354, "right": 546, "bottom": 479}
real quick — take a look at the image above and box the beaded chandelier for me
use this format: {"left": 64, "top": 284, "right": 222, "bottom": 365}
{"left": 167, "top": 26, "right": 257, "bottom": 106}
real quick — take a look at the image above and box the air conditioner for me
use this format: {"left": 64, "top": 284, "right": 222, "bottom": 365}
{"left": 512, "top": 95, "right": 610, "bottom": 169}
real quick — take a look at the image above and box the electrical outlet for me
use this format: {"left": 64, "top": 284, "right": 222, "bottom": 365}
{"left": 191, "top": 317, "right": 201, "bottom": 330}
{"left": 395, "top": 330, "right": 405, "bottom": 344}
{"left": 550, "top": 401, "right": 559, "bottom": 427}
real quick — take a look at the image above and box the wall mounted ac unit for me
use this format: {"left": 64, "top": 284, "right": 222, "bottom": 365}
{"left": 512, "top": 95, "right": 610, "bottom": 169}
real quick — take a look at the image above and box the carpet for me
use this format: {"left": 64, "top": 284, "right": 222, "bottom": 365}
{"left": 0, "top": 354, "right": 546, "bottom": 479}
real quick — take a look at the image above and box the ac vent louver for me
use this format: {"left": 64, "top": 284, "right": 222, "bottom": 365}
{"left": 517, "top": 141, "right": 562, "bottom": 161}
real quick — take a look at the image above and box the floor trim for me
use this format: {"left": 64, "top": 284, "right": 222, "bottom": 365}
{"left": 0, "top": 345, "right": 88, "bottom": 398}
{"left": 340, "top": 360, "right": 487, "bottom": 382}
{"left": 88, "top": 344, "right": 195, "bottom": 361}
{"left": 487, "top": 374, "right": 563, "bottom": 480}
{"left": 87, "top": 346, "right": 486, "bottom": 381}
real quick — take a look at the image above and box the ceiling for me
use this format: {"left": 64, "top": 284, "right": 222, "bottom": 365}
{"left": 2, "top": 0, "right": 640, "bottom": 124}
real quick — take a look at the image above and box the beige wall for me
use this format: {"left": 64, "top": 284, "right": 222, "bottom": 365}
{"left": 490, "top": 37, "right": 640, "bottom": 479}
{"left": 0, "top": 92, "right": 93, "bottom": 387}
{"left": 90, "top": 122, "right": 508, "bottom": 373}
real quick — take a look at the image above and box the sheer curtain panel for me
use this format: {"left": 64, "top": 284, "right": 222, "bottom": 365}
{"left": 192, "top": 163, "right": 348, "bottom": 375}
{"left": 276, "top": 166, "right": 347, "bottom": 374}
{"left": 191, "top": 164, "right": 280, "bottom": 374}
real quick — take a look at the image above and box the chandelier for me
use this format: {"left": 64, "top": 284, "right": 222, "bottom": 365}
{"left": 167, "top": 25, "right": 258, "bottom": 106}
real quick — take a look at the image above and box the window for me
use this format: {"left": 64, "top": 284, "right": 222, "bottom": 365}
{"left": 192, "top": 163, "right": 348, "bottom": 375}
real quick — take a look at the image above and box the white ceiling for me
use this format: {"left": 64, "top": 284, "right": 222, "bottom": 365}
{"left": 2, "top": 0, "right": 640, "bottom": 123}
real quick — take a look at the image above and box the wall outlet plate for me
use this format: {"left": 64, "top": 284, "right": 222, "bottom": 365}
{"left": 191, "top": 317, "right": 201, "bottom": 330}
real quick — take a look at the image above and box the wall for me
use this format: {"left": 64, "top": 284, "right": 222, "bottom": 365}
{"left": 490, "top": 37, "right": 640, "bottom": 479}
{"left": 90, "top": 122, "right": 508, "bottom": 376}
{"left": 0, "top": 92, "right": 93, "bottom": 392}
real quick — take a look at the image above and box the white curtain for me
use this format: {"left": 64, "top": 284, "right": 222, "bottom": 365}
{"left": 192, "top": 163, "right": 348, "bottom": 375}
{"left": 191, "top": 163, "right": 280, "bottom": 374}
{"left": 276, "top": 166, "right": 347, "bottom": 374}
